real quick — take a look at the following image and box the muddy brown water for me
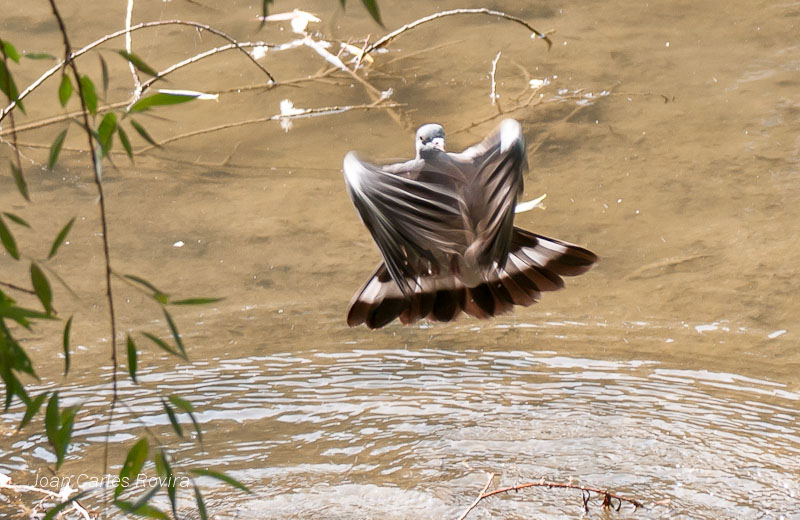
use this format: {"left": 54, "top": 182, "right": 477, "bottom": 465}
{"left": 1, "top": 0, "right": 799, "bottom": 518}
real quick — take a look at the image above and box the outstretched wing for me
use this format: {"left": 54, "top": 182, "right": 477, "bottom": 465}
{"left": 343, "top": 152, "right": 464, "bottom": 294}
{"left": 456, "top": 119, "right": 527, "bottom": 269}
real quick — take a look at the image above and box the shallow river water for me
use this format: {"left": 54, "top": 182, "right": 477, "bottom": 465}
{"left": 1, "top": 0, "right": 799, "bottom": 518}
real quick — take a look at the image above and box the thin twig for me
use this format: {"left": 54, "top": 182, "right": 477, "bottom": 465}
{"left": 0, "top": 281, "right": 36, "bottom": 295}
{"left": 47, "top": 0, "right": 119, "bottom": 482}
{"left": 0, "top": 20, "right": 275, "bottom": 122}
{"left": 456, "top": 473, "right": 494, "bottom": 520}
{"left": 364, "top": 8, "right": 552, "bottom": 55}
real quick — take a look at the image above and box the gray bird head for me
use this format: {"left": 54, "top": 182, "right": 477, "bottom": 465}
{"left": 415, "top": 123, "right": 446, "bottom": 157}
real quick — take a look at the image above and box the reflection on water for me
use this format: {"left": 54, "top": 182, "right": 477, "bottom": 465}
{"left": 2, "top": 0, "right": 800, "bottom": 518}
{"left": 3, "top": 337, "right": 798, "bottom": 519}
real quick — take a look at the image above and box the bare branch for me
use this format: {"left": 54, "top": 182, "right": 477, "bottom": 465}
{"left": 0, "top": 20, "right": 276, "bottom": 122}
{"left": 364, "top": 8, "right": 552, "bottom": 55}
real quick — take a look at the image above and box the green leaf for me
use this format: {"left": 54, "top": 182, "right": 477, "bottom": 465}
{"left": 23, "top": 52, "right": 56, "bottom": 60}
{"left": 127, "top": 335, "right": 138, "bottom": 383}
{"left": 97, "top": 112, "right": 117, "bottom": 156}
{"left": 44, "top": 393, "right": 79, "bottom": 469}
{"left": 0, "top": 215, "right": 20, "bottom": 260}
{"left": 161, "top": 398, "right": 183, "bottom": 438}
{"left": 117, "top": 50, "right": 159, "bottom": 77}
{"left": 162, "top": 308, "right": 186, "bottom": 358}
{"left": 170, "top": 395, "right": 202, "bottom": 444}
{"left": 171, "top": 297, "right": 223, "bottom": 306}
{"left": 124, "top": 274, "right": 165, "bottom": 296}
{"left": 9, "top": 160, "right": 29, "bottom": 201}
{"left": 118, "top": 126, "right": 133, "bottom": 161}
{"left": 0, "top": 295, "right": 54, "bottom": 329}
{"left": 129, "top": 119, "right": 159, "bottom": 147}
{"left": 115, "top": 485, "right": 167, "bottom": 519}
{"left": 30, "top": 263, "right": 53, "bottom": 314}
{"left": 58, "top": 74, "right": 73, "bottom": 107}
{"left": 142, "top": 332, "right": 180, "bottom": 358}
{"left": 129, "top": 92, "right": 197, "bottom": 113}
{"left": 48, "top": 216, "right": 75, "bottom": 259}
{"left": 48, "top": 128, "right": 68, "bottom": 170}
{"left": 62, "top": 316, "right": 73, "bottom": 375}
{"left": 155, "top": 450, "right": 178, "bottom": 519}
{"left": 79, "top": 75, "right": 97, "bottom": 115}
{"left": 99, "top": 54, "right": 109, "bottom": 98}
{"left": 0, "top": 60, "right": 24, "bottom": 113}
{"left": 3, "top": 212, "right": 30, "bottom": 228}
{"left": 194, "top": 484, "right": 208, "bottom": 520}
{"left": 115, "top": 438, "right": 148, "bottom": 498}
{"left": 1, "top": 40, "right": 21, "bottom": 62}
{"left": 42, "top": 490, "right": 92, "bottom": 520}
{"left": 19, "top": 391, "right": 48, "bottom": 430}
{"left": 191, "top": 469, "right": 252, "bottom": 494}
{"left": 360, "top": 0, "right": 383, "bottom": 25}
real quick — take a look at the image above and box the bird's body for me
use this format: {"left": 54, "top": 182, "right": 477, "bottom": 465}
{"left": 343, "top": 119, "right": 597, "bottom": 329}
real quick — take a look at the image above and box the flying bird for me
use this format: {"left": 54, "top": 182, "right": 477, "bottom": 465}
{"left": 342, "top": 119, "right": 597, "bottom": 329}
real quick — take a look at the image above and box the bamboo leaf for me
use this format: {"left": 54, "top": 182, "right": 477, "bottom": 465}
{"left": 194, "top": 484, "right": 208, "bottom": 520}
{"left": 0, "top": 215, "right": 20, "bottom": 260}
{"left": 23, "top": 52, "right": 56, "bottom": 60}
{"left": 118, "top": 126, "right": 133, "bottom": 161}
{"left": 127, "top": 335, "right": 138, "bottom": 383}
{"left": 58, "top": 74, "right": 73, "bottom": 107}
{"left": 62, "top": 316, "right": 73, "bottom": 375}
{"left": 48, "top": 216, "right": 75, "bottom": 259}
{"left": 115, "top": 438, "right": 148, "bottom": 498}
{"left": 48, "top": 128, "right": 68, "bottom": 170}
{"left": 1, "top": 40, "right": 21, "bottom": 62}
{"left": 9, "top": 160, "right": 29, "bottom": 201}
{"left": 124, "top": 274, "right": 167, "bottom": 299}
{"left": 155, "top": 450, "right": 178, "bottom": 519}
{"left": 117, "top": 50, "right": 159, "bottom": 77}
{"left": 19, "top": 391, "right": 48, "bottom": 430}
{"left": 97, "top": 112, "right": 117, "bottom": 156}
{"left": 170, "top": 395, "right": 202, "bottom": 444}
{"left": 142, "top": 332, "right": 180, "bottom": 358}
{"left": 114, "top": 485, "right": 166, "bottom": 519}
{"left": 129, "top": 92, "right": 197, "bottom": 113}
{"left": 2, "top": 212, "right": 30, "bottom": 228}
{"left": 161, "top": 398, "right": 183, "bottom": 438}
{"left": 360, "top": 0, "right": 383, "bottom": 25}
{"left": 99, "top": 54, "right": 109, "bottom": 98}
{"left": 0, "top": 60, "right": 25, "bottom": 113}
{"left": 191, "top": 469, "right": 252, "bottom": 494}
{"left": 171, "top": 297, "right": 223, "bottom": 306}
{"left": 30, "top": 263, "right": 54, "bottom": 315}
{"left": 79, "top": 75, "right": 97, "bottom": 115}
{"left": 162, "top": 308, "right": 186, "bottom": 358}
{"left": 129, "top": 119, "right": 159, "bottom": 147}
{"left": 42, "top": 490, "right": 92, "bottom": 520}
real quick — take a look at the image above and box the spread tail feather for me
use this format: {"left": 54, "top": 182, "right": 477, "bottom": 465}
{"left": 347, "top": 228, "right": 597, "bottom": 329}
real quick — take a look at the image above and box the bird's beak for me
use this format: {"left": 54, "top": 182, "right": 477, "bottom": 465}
{"left": 431, "top": 137, "right": 445, "bottom": 152}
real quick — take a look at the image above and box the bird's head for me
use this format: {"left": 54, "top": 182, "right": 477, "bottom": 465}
{"left": 415, "top": 123, "right": 446, "bottom": 157}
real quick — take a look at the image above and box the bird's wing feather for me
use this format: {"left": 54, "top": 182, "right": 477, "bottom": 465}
{"left": 456, "top": 119, "right": 527, "bottom": 268}
{"left": 343, "top": 152, "right": 463, "bottom": 294}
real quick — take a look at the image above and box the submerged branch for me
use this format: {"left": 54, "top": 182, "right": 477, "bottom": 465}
{"left": 137, "top": 101, "right": 404, "bottom": 153}
{"left": 458, "top": 476, "right": 646, "bottom": 519}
